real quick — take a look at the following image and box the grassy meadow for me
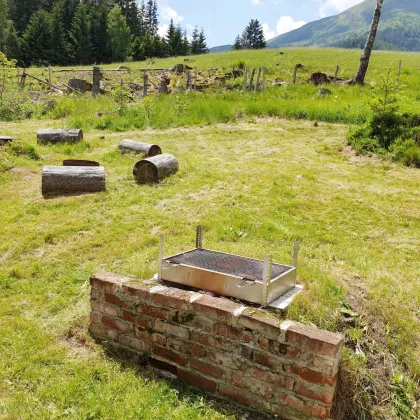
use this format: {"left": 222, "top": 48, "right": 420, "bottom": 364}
{"left": 0, "top": 48, "right": 420, "bottom": 419}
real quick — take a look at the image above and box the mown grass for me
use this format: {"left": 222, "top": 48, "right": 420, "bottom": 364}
{"left": 0, "top": 117, "right": 419, "bottom": 418}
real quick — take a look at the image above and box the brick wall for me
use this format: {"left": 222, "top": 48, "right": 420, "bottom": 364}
{"left": 89, "top": 273, "right": 343, "bottom": 420}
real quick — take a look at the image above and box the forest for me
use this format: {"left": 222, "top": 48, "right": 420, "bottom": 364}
{"left": 0, "top": 0, "right": 209, "bottom": 66}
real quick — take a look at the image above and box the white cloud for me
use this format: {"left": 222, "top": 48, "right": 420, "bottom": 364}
{"left": 158, "top": 24, "right": 169, "bottom": 37}
{"left": 251, "top": 0, "right": 261, "bottom": 4}
{"left": 318, "top": 0, "right": 364, "bottom": 18}
{"left": 263, "top": 16, "right": 306, "bottom": 40}
{"left": 160, "top": 5, "right": 184, "bottom": 24}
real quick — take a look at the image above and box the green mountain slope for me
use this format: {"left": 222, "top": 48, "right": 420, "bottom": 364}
{"left": 267, "top": 0, "right": 420, "bottom": 51}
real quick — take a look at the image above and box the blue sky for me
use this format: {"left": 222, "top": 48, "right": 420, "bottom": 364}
{"left": 155, "top": 0, "right": 365, "bottom": 47}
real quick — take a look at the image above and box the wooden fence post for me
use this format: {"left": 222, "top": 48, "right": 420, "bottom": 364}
{"left": 261, "top": 67, "right": 267, "bottom": 91}
{"left": 334, "top": 66, "right": 339, "bottom": 83}
{"left": 243, "top": 67, "right": 248, "bottom": 91}
{"left": 48, "top": 66, "right": 52, "bottom": 90}
{"left": 20, "top": 68, "right": 26, "bottom": 88}
{"left": 186, "top": 70, "right": 191, "bottom": 92}
{"left": 194, "top": 70, "right": 198, "bottom": 92}
{"left": 293, "top": 64, "right": 298, "bottom": 84}
{"left": 92, "top": 66, "right": 101, "bottom": 95}
{"left": 249, "top": 68, "right": 256, "bottom": 91}
{"left": 143, "top": 71, "right": 148, "bottom": 97}
{"left": 255, "top": 68, "right": 261, "bottom": 92}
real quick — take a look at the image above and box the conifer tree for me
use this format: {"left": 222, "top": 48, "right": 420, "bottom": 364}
{"left": 50, "top": 4, "right": 68, "bottom": 65}
{"left": 70, "top": 3, "right": 93, "bottom": 65}
{"left": 190, "top": 26, "right": 200, "bottom": 55}
{"left": 107, "top": 4, "right": 131, "bottom": 62}
{"left": 232, "top": 34, "right": 242, "bottom": 50}
{"left": 198, "top": 29, "right": 208, "bottom": 54}
{"left": 240, "top": 19, "right": 266, "bottom": 49}
{"left": 90, "top": 4, "right": 110, "bottom": 63}
{"left": 0, "top": 0, "right": 7, "bottom": 50}
{"left": 145, "top": 0, "right": 158, "bottom": 36}
{"left": 58, "top": 0, "right": 78, "bottom": 33}
{"left": 3, "top": 20, "right": 21, "bottom": 62}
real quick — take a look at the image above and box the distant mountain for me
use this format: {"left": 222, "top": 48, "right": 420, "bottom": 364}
{"left": 267, "top": 0, "right": 420, "bottom": 51}
{"left": 209, "top": 45, "right": 233, "bottom": 54}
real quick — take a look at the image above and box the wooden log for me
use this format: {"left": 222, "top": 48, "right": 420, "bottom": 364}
{"left": 133, "top": 154, "right": 179, "bottom": 184}
{"left": 63, "top": 159, "right": 100, "bottom": 167}
{"left": 42, "top": 166, "right": 106, "bottom": 196}
{"left": 0, "top": 136, "right": 14, "bottom": 145}
{"left": 37, "top": 129, "right": 83, "bottom": 144}
{"left": 119, "top": 140, "right": 162, "bottom": 157}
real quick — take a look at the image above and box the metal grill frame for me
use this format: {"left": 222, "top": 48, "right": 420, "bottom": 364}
{"left": 158, "top": 227, "right": 298, "bottom": 307}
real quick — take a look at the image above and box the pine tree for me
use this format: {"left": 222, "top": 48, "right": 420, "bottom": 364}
{"left": 0, "top": 0, "right": 7, "bottom": 50}
{"left": 70, "top": 3, "right": 93, "bottom": 65}
{"left": 240, "top": 19, "right": 266, "bottom": 50}
{"left": 58, "top": 0, "right": 78, "bottom": 33}
{"left": 22, "top": 10, "right": 52, "bottom": 66}
{"left": 190, "top": 26, "right": 199, "bottom": 55}
{"left": 181, "top": 29, "right": 190, "bottom": 56}
{"left": 197, "top": 29, "right": 208, "bottom": 54}
{"left": 145, "top": 0, "right": 158, "bottom": 36}
{"left": 90, "top": 4, "right": 110, "bottom": 63}
{"left": 7, "top": 0, "right": 48, "bottom": 33}
{"left": 107, "top": 5, "right": 131, "bottom": 62}
{"left": 50, "top": 4, "right": 68, "bottom": 65}
{"left": 232, "top": 34, "right": 242, "bottom": 50}
{"left": 3, "top": 20, "right": 21, "bottom": 62}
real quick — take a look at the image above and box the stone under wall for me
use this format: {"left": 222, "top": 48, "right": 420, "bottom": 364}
{"left": 89, "top": 273, "right": 344, "bottom": 420}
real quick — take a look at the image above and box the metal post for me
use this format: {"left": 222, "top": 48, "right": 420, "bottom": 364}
{"left": 293, "top": 240, "right": 300, "bottom": 268}
{"left": 158, "top": 235, "right": 164, "bottom": 281}
{"left": 196, "top": 225, "right": 203, "bottom": 248}
{"left": 262, "top": 255, "right": 272, "bottom": 307}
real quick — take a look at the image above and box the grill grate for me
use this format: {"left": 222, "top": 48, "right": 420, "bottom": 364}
{"left": 166, "top": 248, "right": 290, "bottom": 281}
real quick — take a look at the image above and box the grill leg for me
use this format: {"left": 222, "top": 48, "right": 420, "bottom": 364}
{"left": 196, "top": 225, "right": 203, "bottom": 249}
{"left": 262, "top": 255, "right": 272, "bottom": 307}
{"left": 158, "top": 235, "right": 164, "bottom": 281}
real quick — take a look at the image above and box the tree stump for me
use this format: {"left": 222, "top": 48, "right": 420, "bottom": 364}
{"left": 119, "top": 140, "right": 162, "bottom": 157}
{"left": 42, "top": 166, "right": 106, "bottom": 196}
{"left": 63, "top": 160, "right": 100, "bottom": 167}
{"left": 37, "top": 129, "right": 83, "bottom": 144}
{"left": 133, "top": 154, "right": 179, "bottom": 184}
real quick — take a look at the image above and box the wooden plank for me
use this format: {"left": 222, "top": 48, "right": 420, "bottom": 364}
{"left": 255, "top": 68, "right": 261, "bottom": 92}
{"left": 249, "top": 68, "right": 256, "bottom": 91}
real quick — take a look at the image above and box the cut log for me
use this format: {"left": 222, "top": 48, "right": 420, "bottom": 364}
{"left": 68, "top": 79, "right": 93, "bottom": 93}
{"left": 42, "top": 166, "right": 106, "bottom": 196}
{"left": 133, "top": 154, "right": 179, "bottom": 184}
{"left": 63, "top": 159, "right": 100, "bottom": 167}
{"left": 0, "top": 136, "right": 14, "bottom": 145}
{"left": 37, "top": 129, "right": 83, "bottom": 144}
{"left": 119, "top": 140, "right": 162, "bottom": 157}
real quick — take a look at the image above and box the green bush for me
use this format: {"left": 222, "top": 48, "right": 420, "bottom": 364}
{"left": 0, "top": 90, "right": 34, "bottom": 121}
{"left": 391, "top": 139, "right": 420, "bottom": 168}
{"left": 8, "top": 141, "right": 39, "bottom": 160}
{"left": 230, "top": 58, "right": 246, "bottom": 70}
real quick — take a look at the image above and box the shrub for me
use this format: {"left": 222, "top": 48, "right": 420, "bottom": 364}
{"left": 391, "top": 140, "right": 420, "bottom": 168}
{"left": 8, "top": 141, "right": 39, "bottom": 160}
{"left": 230, "top": 58, "right": 246, "bottom": 70}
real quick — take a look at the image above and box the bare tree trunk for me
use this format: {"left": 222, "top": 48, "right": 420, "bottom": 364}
{"left": 353, "top": 0, "right": 384, "bottom": 85}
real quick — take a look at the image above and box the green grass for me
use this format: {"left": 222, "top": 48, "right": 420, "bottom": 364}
{"left": 0, "top": 117, "right": 419, "bottom": 419}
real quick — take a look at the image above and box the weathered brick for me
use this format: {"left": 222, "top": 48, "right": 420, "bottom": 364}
{"left": 219, "top": 384, "right": 254, "bottom": 407}
{"left": 90, "top": 311, "right": 102, "bottom": 323}
{"left": 134, "top": 327, "right": 166, "bottom": 345}
{"left": 168, "top": 339, "right": 207, "bottom": 358}
{"left": 238, "top": 308, "right": 282, "bottom": 339}
{"left": 119, "top": 334, "right": 151, "bottom": 354}
{"left": 91, "top": 287, "right": 105, "bottom": 301}
{"left": 280, "top": 392, "right": 330, "bottom": 419}
{"left": 178, "top": 369, "right": 218, "bottom": 393}
{"left": 248, "top": 367, "right": 294, "bottom": 391}
{"left": 152, "top": 287, "right": 194, "bottom": 311}
{"left": 193, "top": 294, "right": 242, "bottom": 323}
{"left": 285, "top": 323, "right": 343, "bottom": 357}
{"left": 295, "top": 381, "right": 335, "bottom": 405}
{"left": 257, "top": 336, "right": 288, "bottom": 356}
{"left": 190, "top": 358, "right": 223, "bottom": 379}
{"left": 90, "top": 273, "right": 128, "bottom": 294}
{"left": 136, "top": 304, "right": 170, "bottom": 320}
{"left": 147, "top": 356, "right": 178, "bottom": 375}
{"left": 252, "top": 349, "right": 283, "bottom": 371}
{"left": 215, "top": 324, "right": 253, "bottom": 343}
{"left": 184, "top": 315, "right": 215, "bottom": 331}
{"left": 89, "top": 322, "right": 119, "bottom": 341}
{"left": 284, "top": 365, "right": 338, "bottom": 387}
{"left": 121, "top": 310, "right": 152, "bottom": 329}
{"left": 102, "top": 316, "right": 131, "bottom": 333}
{"left": 153, "top": 346, "right": 188, "bottom": 366}
{"left": 105, "top": 293, "right": 126, "bottom": 308}
{"left": 122, "top": 281, "right": 152, "bottom": 302}
{"left": 232, "top": 373, "right": 276, "bottom": 399}
{"left": 154, "top": 320, "right": 190, "bottom": 340}
{"left": 91, "top": 300, "right": 119, "bottom": 317}
{"left": 207, "top": 350, "right": 242, "bottom": 371}
{"left": 191, "top": 331, "right": 236, "bottom": 352}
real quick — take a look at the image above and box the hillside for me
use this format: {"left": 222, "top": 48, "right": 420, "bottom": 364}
{"left": 209, "top": 44, "right": 232, "bottom": 53}
{"left": 267, "top": 0, "right": 420, "bottom": 51}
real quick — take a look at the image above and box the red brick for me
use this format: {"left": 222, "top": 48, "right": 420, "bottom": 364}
{"left": 218, "top": 384, "right": 254, "bottom": 407}
{"left": 121, "top": 310, "right": 152, "bottom": 329}
{"left": 191, "top": 332, "right": 236, "bottom": 352}
{"left": 193, "top": 295, "right": 243, "bottom": 323}
{"left": 90, "top": 273, "right": 127, "bottom": 294}
{"left": 154, "top": 346, "right": 188, "bottom": 366}
{"left": 168, "top": 339, "right": 207, "bottom": 358}
{"left": 119, "top": 334, "right": 151, "bottom": 354}
{"left": 248, "top": 367, "right": 294, "bottom": 391}
{"left": 232, "top": 373, "right": 275, "bottom": 399}
{"left": 295, "top": 381, "right": 335, "bottom": 405}
{"left": 253, "top": 350, "right": 283, "bottom": 371}
{"left": 280, "top": 392, "right": 330, "bottom": 419}
{"left": 134, "top": 327, "right": 166, "bottom": 345}
{"left": 105, "top": 293, "right": 126, "bottom": 308}
{"left": 152, "top": 287, "right": 194, "bottom": 311}
{"left": 90, "top": 311, "right": 102, "bottom": 323}
{"left": 154, "top": 320, "right": 190, "bottom": 340}
{"left": 257, "top": 336, "right": 288, "bottom": 356}
{"left": 215, "top": 324, "right": 253, "bottom": 343}
{"left": 122, "top": 282, "right": 152, "bottom": 302}
{"left": 178, "top": 369, "right": 218, "bottom": 393}
{"left": 91, "top": 300, "right": 119, "bottom": 317}
{"left": 136, "top": 304, "right": 169, "bottom": 320}
{"left": 207, "top": 350, "right": 242, "bottom": 370}
{"left": 238, "top": 309, "right": 282, "bottom": 339}
{"left": 91, "top": 288, "right": 105, "bottom": 301}
{"left": 284, "top": 365, "right": 338, "bottom": 387}
{"left": 190, "top": 358, "right": 223, "bottom": 379}
{"left": 285, "top": 323, "right": 343, "bottom": 357}
{"left": 102, "top": 316, "right": 131, "bottom": 333}
{"left": 184, "top": 315, "right": 215, "bottom": 331}
{"left": 89, "top": 322, "right": 119, "bottom": 341}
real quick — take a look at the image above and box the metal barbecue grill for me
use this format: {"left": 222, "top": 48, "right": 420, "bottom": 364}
{"left": 158, "top": 226, "right": 300, "bottom": 307}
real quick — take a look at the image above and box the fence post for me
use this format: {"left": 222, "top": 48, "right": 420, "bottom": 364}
{"left": 398, "top": 60, "right": 402, "bottom": 79}
{"left": 93, "top": 66, "right": 101, "bottom": 95}
{"left": 243, "top": 67, "right": 248, "bottom": 91}
{"left": 334, "top": 66, "right": 339, "bottom": 83}
{"left": 20, "top": 68, "right": 26, "bottom": 88}
{"left": 194, "top": 70, "right": 198, "bottom": 92}
{"left": 255, "top": 68, "right": 261, "bottom": 92}
{"left": 186, "top": 70, "right": 191, "bottom": 92}
{"left": 143, "top": 71, "right": 148, "bottom": 97}
{"left": 48, "top": 66, "right": 52, "bottom": 90}
{"left": 293, "top": 64, "right": 298, "bottom": 84}
{"left": 261, "top": 67, "right": 267, "bottom": 91}
{"left": 249, "top": 68, "right": 256, "bottom": 91}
